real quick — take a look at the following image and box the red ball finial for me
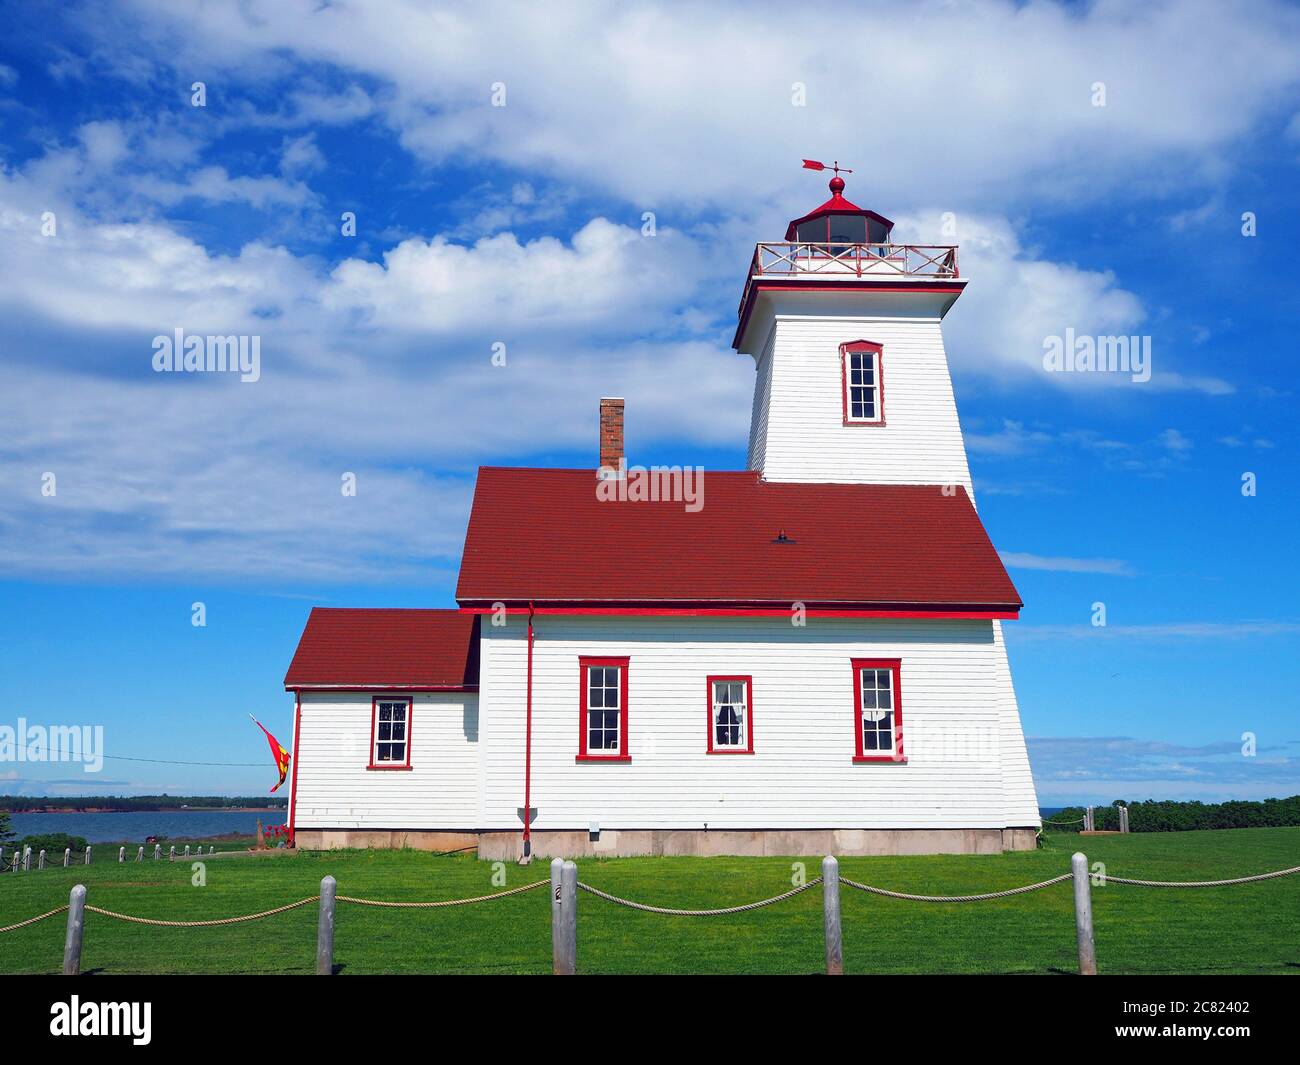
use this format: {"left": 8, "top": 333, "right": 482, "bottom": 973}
{"left": 829, "top": 175, "right": 845, "bottom": 194}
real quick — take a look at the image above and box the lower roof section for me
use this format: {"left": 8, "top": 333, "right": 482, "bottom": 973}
{"left": 284, "top": 608, "right": 480, "bottom": 691}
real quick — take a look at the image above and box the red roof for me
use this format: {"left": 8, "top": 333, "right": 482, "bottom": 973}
{"left": 784, "top": 179, "right": 894, "bottom": 241}
{"left": 284, "top": 609, "right": 480, "bottom": 690}
{"left": 456, "top": 468, "right": 1021, "bottom": 616}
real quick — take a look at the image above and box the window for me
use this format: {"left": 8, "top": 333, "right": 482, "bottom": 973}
{"left": 851, "top": 659, "right": 904, "bottom": 763}
{"left": 577, "top": 656, "right": 630, "bottom": 761}
{"left": 707, "top": 676, "right": 754, "bottom": 754}
{"left": 369, "top": 697, "right": 412, "bottom": 769}
{"left": 841, "top": 341, "right": 885, "bottom": 426}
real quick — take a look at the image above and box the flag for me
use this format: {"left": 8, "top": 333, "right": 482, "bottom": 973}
{"left": 250, "top": 715, "right": 291, "bottom": 793}
{"left": 802, "top": 159, "right": 825, "bottom": 171}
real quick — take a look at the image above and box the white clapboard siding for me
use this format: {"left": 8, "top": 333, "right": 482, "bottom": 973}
{"left": 748, "top": 312, "right": 973, "bottom": 493}
{"left": 477, "top": 615, "right": 1040, "bottom": 832}
{"left": 293, "top": 692, "right": 480, "bottom": 830}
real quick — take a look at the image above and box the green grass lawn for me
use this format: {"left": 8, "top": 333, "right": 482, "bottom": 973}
{"left": 1, "top": 827, "right": 1297, "bottom": 975}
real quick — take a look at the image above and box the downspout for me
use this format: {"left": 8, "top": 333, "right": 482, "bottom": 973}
{"left": 287, "top": 690, "right": 302, "bottom": 847}
{"left": 521, "top": 601, "right": 536, "bottom": 862}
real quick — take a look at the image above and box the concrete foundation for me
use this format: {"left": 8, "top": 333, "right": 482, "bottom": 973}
{"left": 293, "top": 829, "right": 478, "bottom": 852}
{"left": 295, "top": 827, "right": 1038, "bottom": 857}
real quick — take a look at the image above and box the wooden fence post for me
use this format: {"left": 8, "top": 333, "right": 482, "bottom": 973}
{"left": 84, "top": 846, "right": 91, "bottom": 865}
{"left": 136, "top": 846, "right": 144, "bottom": 862}
{"left": 118, "top": 847, "right": 125, "bottom": 863}
{"left": 316, "top": 875, "right": 337, "bottom": 975}
{"left": 1119, "top": 806, "right": 1129, "bottom": 833}
{"left": 63, "top": 885, "right": 87, "bottom": 976}
{"left": 64, "top": 848, "right": 71, "bottom": 868}
{"left": 550, "top": 857, "right": 565, "bottom": 975}
{"left": 38, "top": 849, "right": 47, "bottom": 870}
{"left": 154, "top": 844, "right": 161, "bottom": 860}
{"left": 23, "top": 846, "right": 31, "bottom": 871}
{"left": 1071, "top": 852, "right": 1097, "bottom": 975}
{"left": 556, "top": 860, "right": 577, "bottom": 975}
{"left": 822, "top": 855, "right": 843, "bottom": 975}
{"left": 169, "top": 846, "right": 176, "bottom": 862}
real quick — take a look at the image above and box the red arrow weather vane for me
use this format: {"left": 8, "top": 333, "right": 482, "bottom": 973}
{"left": 802, "top": 159, "right": 853, "bottom": 176}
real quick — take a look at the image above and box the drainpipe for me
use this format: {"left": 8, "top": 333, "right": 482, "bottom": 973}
{"left": 521, "top": 602, "right": 536, "bottom": 861}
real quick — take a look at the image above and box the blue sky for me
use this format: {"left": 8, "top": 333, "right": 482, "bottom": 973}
{"left": 0, "top": 0, "right": 1297, "bottom": 805}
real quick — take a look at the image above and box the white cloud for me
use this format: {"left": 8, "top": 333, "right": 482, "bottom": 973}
{"left": 103, "top": 0, "right": 1300, "bottom": 213}
{"left": 999, "top": 552, "right": 1134, "bottom": 576}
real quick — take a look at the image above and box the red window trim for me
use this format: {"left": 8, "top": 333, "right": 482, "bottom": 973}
{"left": 840, "top": 340, "right": 886, "bottom": 426}
{"left": 368, "top": 695, "right": 414, "bottom": 770}
{"left": 706, "top": 675, "right": 755, "bottom": 754}
{"left": 577, "top": 656, "right": 631, "bottom": 762}
{"left": 850, "top": 658, "right": 905, "bottom": 763}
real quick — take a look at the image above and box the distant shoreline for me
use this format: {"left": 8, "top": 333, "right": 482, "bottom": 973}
{"left": 7, "top": 807, "right": 285, "bottom": 814}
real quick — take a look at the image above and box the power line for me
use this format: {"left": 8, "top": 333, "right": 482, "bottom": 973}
{"left": 5, "top": 741, "right": 265, "bottom": 768}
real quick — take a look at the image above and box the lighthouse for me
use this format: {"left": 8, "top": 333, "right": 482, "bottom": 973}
{"left": 735, "top": 168, "right": 972, "bottom": 493}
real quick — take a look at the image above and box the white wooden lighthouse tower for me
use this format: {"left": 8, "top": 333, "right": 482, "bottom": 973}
{"left": 735, "top": 165, "right": 973, "bottom": 494}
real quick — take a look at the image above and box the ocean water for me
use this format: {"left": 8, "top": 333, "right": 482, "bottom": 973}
{"left": 5, "top": 810, "right": 286, "bottom": 844}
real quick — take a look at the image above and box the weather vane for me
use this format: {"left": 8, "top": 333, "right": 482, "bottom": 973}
{"left": 801, "top": 158, "right": 853, "bottom": 177}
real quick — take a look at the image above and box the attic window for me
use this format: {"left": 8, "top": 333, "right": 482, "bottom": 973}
{"left": 841, "top": 341, "right": 885, "bottom": 426}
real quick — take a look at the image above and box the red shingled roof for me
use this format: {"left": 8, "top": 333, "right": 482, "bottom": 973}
{"left": 456, "top": 468, "right": 1021, "bottom": 616}
{"left": 284, "top": 609, "right": 479, "bottom": 690}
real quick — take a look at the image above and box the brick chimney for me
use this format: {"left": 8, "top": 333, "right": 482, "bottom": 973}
{"left": 599, "top": 397, "right": 624, "bottom": 473}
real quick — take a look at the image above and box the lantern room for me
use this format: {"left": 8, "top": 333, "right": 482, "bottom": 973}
{"left": 785, "top": 174, "right": 894, "bottom": 246}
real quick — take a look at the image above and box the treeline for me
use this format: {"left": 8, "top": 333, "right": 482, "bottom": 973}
{"left": 0, "top": 795, "right": 287, "bottom": 812}
{"left": 1048, "top": 795, "right": 1300, "bottom": 832}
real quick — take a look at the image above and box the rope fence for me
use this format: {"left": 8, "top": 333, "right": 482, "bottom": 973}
{"left": 3, "top": 854, "right": 1297, "bottom": 975}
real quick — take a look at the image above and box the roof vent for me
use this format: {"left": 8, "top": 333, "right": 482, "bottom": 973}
{"left": 772, "top": 528, "right": 796, "bottom": 544}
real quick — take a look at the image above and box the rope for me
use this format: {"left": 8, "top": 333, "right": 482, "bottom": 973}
{"left": 337, "top": 879, "right": 548, "bottom": 908}
{"left": 576, "top": 877, "right": 821, "bottom": 916}
{"left": 840, "top": 872, "right": 1073, "bottom": 903}
{"left": 1042, "top": 817, "right": 1086, "bottom": 826}
{"left": 1103, "top": 865, "right": 1300, "bottom": 888}
{"left": 0, "top": 906, "right": 70, "bottom": 934}
{"left": 84, "top": 896, "right": 319, "bottom": 927}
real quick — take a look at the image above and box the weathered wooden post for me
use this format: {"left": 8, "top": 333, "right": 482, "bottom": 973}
{"left": 169, "top": 846, "right": 176, "bottom": 861}
{"left": 154, "top": 844, "right": 161, "bottom": 860}
{"left": 136, "top": 846, "right": 144, "bottom": 862}
{"left": 118, "top": 846, "right": 125, "bottom": 863}
{"left": 183, "top": 845, "right": 191, "bottom": 858}
{"left": 556, "top": 860, "right": 577, "bottom": 976}
{"left": 316, "top": 875, "right": 337, "bottom": 975}
{"left": 550, "top": 857, "right": 565, "bottom": 975}
{"left": 38, "top": 849, "right": 47, "bottom": 870}
{"left": 64, "top": 848, "right": 71, "bottom": 868}
{"left": 23, "top": 846, "right": 31, "bottom": 871}
{"left": 822, "top": 855, "right": 843, "bottom": 975}
{"left": 1118, "top": 806, "right": 1129, "bottom": 833}
{"left": 84, "top": 846, "right": 91, "bottom": 865}
{"left": 63, "top": 885, "right": 87, "bottom": 976}
{"left": 1071, "top": 852, "right": 1097, "bottom": 975}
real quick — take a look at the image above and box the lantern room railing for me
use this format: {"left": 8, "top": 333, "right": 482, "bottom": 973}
{"left": 740, "top": 241, "right": 959, "bottom": 316}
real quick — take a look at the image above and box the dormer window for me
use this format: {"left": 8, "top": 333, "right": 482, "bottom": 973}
{"left": 840, "top": 341, "right": 885, "bottom": 426}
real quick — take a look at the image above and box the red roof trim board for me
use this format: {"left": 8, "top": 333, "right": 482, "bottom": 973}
{"left": 458, "top": 604, "right": 1019, "bottom": 619}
